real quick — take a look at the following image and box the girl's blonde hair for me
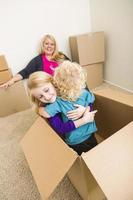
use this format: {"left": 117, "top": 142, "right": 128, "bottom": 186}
{"left": 27, "top": 71, "right": 53, "bottom": 113}
{"left": 54, "top": 61, "right": 86, "bottom": 101}
{"left": 39, "top": 34, "right": 65, "bottom": 62}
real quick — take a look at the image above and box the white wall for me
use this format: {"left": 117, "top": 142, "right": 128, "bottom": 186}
{"left": 0, "top": 0, "right": 91, "bottom": 75}
{"left": 90, "top": 0, "right": 133, "bottom": 91}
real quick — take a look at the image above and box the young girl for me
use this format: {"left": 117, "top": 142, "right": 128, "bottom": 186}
{"left": 28, "top": 61, "right": 97, "bottom": 155}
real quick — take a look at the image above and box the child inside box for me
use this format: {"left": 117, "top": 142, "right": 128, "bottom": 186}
{"left": 28, "top": 61, "right": 98, "bottom": 155}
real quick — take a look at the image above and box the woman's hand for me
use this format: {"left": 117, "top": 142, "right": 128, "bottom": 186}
{"left": 0, "top": 79, "right": 15, "bottom": 89}
{"left": 67, "top": 104, "right": 87, "bottom": 120}
{"left": 0, "top": 74, "right": 23, "bottom": 89}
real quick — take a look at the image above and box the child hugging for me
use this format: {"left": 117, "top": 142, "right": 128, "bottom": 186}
{"left": 28, "top": 61, "right": 97, "bottom": 155}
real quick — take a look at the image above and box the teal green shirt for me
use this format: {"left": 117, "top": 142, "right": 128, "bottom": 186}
{"left": 45, "top": 89, "right": 97, "bottom": 145}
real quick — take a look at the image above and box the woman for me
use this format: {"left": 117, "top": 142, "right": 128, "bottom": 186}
{"left": 0, "top": 34, "right": 69, "bottom": 89}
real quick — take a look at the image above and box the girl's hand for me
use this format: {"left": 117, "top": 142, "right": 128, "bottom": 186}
{"left": 67, "top": 104, "right": 86, "bottom": 120}
{"left": 38, "top": 106, "right": 51, "bottom": 118}
{"left": 38, "top": 107, "right": 45, "bottom": 117}
{"left": 83, "top": 109, "right": 97, "bottom": 123}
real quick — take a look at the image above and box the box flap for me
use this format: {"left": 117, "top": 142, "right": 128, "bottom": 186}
{"left": 82, "top": 122, "right": 133, "bottom": 200}
{"left": 0, "top": 55, "right": 9, "bottom": 71}
{"left": 93, "top": 86, "right": 133, "bottom": 107}
{"left": 20, "top": 117, "right": 77, "bottom": 200}
{"left": 0, "top": 81, "right": 31, "bottom": 117}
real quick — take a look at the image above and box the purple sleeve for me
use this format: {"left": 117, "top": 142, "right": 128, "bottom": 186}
{"left": 89, "top": 103, "right": 93, "bottom": 111}
{"left": 48, "top": 113, "right": 76, "bottom": 136}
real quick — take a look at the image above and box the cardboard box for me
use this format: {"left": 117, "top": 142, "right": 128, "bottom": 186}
{"left": 0, "top": 69, "right": 13, "bottom": 85}
{"left": 20, "top": 85, "right": 133, "bottom": 200}
{"left": 0, "top": 81, "right": 31, "bottom": 117}
{"left": 69, "top": 32, "right": 105, "bottom": 66}
{"left": 0, "top": 55, "right": 9, "bottom": 71}
{"left": 93, "top": 86, "right": 133, "bottom": 141}
{"left": 84, "top": 63, "right": 103, "bottom": 89}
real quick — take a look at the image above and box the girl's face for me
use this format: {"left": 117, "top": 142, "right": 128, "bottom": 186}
{"left": 43, "top": 38, "right": 55, "bottom": 56}
{"left": 31, "top": 83, "right": 57, "bottom": 104}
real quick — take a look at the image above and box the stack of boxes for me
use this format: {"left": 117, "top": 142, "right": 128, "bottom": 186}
{"left": 0, "top": 55, "right": 13, "bottom": 85}
{"left": 69, "top": 31, "right": 105, "bottom": 89}
{"left": 0, "top": 55, "right": 31, "bottom": 117}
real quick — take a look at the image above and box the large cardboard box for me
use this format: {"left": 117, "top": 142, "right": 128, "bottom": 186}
{"left": 20, "top": 85, "right": 133, "bottom": 200}
{"left": 0, "top": 69, "right": 13, "bottom": 85}
{"left": 0, "top": 81, "right": 31, "bottom": 117}
{"left": 84, "top": 63, "right": 103, "bottom": 89}
{"left": 0, "top": 55, "right": 9, "bottom": 71}
{"left": 69, "top": 32, "right": 105, "bottom": 66}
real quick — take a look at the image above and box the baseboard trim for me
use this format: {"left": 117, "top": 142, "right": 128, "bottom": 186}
{"left": 104, "top": 80, "right": 133, "bottom": 93}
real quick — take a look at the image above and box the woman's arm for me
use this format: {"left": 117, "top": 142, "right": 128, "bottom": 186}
{"left": 0, "top": 55, "right": 42, "bottom": 89}
{"left": 0, "top": 74, "right": 23, "bottom": 89}
{"left": 18, "top": 55, "right": 42, "bottom": 79}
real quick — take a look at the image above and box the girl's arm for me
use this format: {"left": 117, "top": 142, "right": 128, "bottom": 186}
{"left": 48, "top": 110, "right": 97, "bottom": 136}
{"left": 67, "top": 103, "right": 93, "bottom": 120}
{"left": 48, "top": 113, "right": 76, "bottom": 135}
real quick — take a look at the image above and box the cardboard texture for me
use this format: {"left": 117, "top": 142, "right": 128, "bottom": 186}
{"left": 69, "top": 32, "right": 105, "bottom": 66}
{"left": 20, "top": 117, "right": 77, "bottom": 200}
{"left": 0, "top": 55, "right": 9, "bottom": 71}
{"left": 82, "top": 122, "right": 133, "bottom": 200}
{"left": 0, "top": 69, "right": 13, "bottom": 85}
{"left": 84, "top": 63, "right": 103, "bottom": 89}
{"left": 20, "top": 85, "right": 133, "bottom": 200}
{"left": 67, "top": 157, "right": 105, "bottom": 200}
{"left": 0, "top": 81, "right": 31, "bottom": 117}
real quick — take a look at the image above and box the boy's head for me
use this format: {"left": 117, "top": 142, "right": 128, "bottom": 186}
{"left": 28, "top": 72, "right": 57, "bottom": 110}
{"left": 54, "top": 61, "right": 86, "bottom": 101}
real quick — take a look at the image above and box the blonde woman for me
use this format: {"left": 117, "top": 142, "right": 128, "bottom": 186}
{"left": 0, "top": 34, "right": 69, "bottom": 89}
{"left": 28, "top": 61, "right": 97, "bottom": 155}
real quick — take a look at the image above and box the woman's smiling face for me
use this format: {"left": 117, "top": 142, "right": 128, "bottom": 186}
{"left": 43, "top": 38, "right": 55, "bottom": 56}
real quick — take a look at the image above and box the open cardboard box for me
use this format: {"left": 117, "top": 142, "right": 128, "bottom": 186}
{"left": 0, "top": 81, "right": 31, "bottom": 117}
{"left": 20, "top": 84, "right": 133, "bottom": 200}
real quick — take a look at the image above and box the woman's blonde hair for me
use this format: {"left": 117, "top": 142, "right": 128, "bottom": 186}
{"left": 39, "top": 34, "right": 65, "bottom": 61}
{"left": 54, "top": 61, "right": 86, "bottom": 101}
{"left": 27, "top": 71, "right": 53, "bottom": 113}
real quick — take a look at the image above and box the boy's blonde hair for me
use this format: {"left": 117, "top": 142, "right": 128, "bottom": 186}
{"left": 54, "top": 61, "right": 86, "bottom": 101}
{"left": 27, "top": 71, "right": 53, "bottom": 113}
{"left": 39, "top": 34, "right": 65, "bottom": 62}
